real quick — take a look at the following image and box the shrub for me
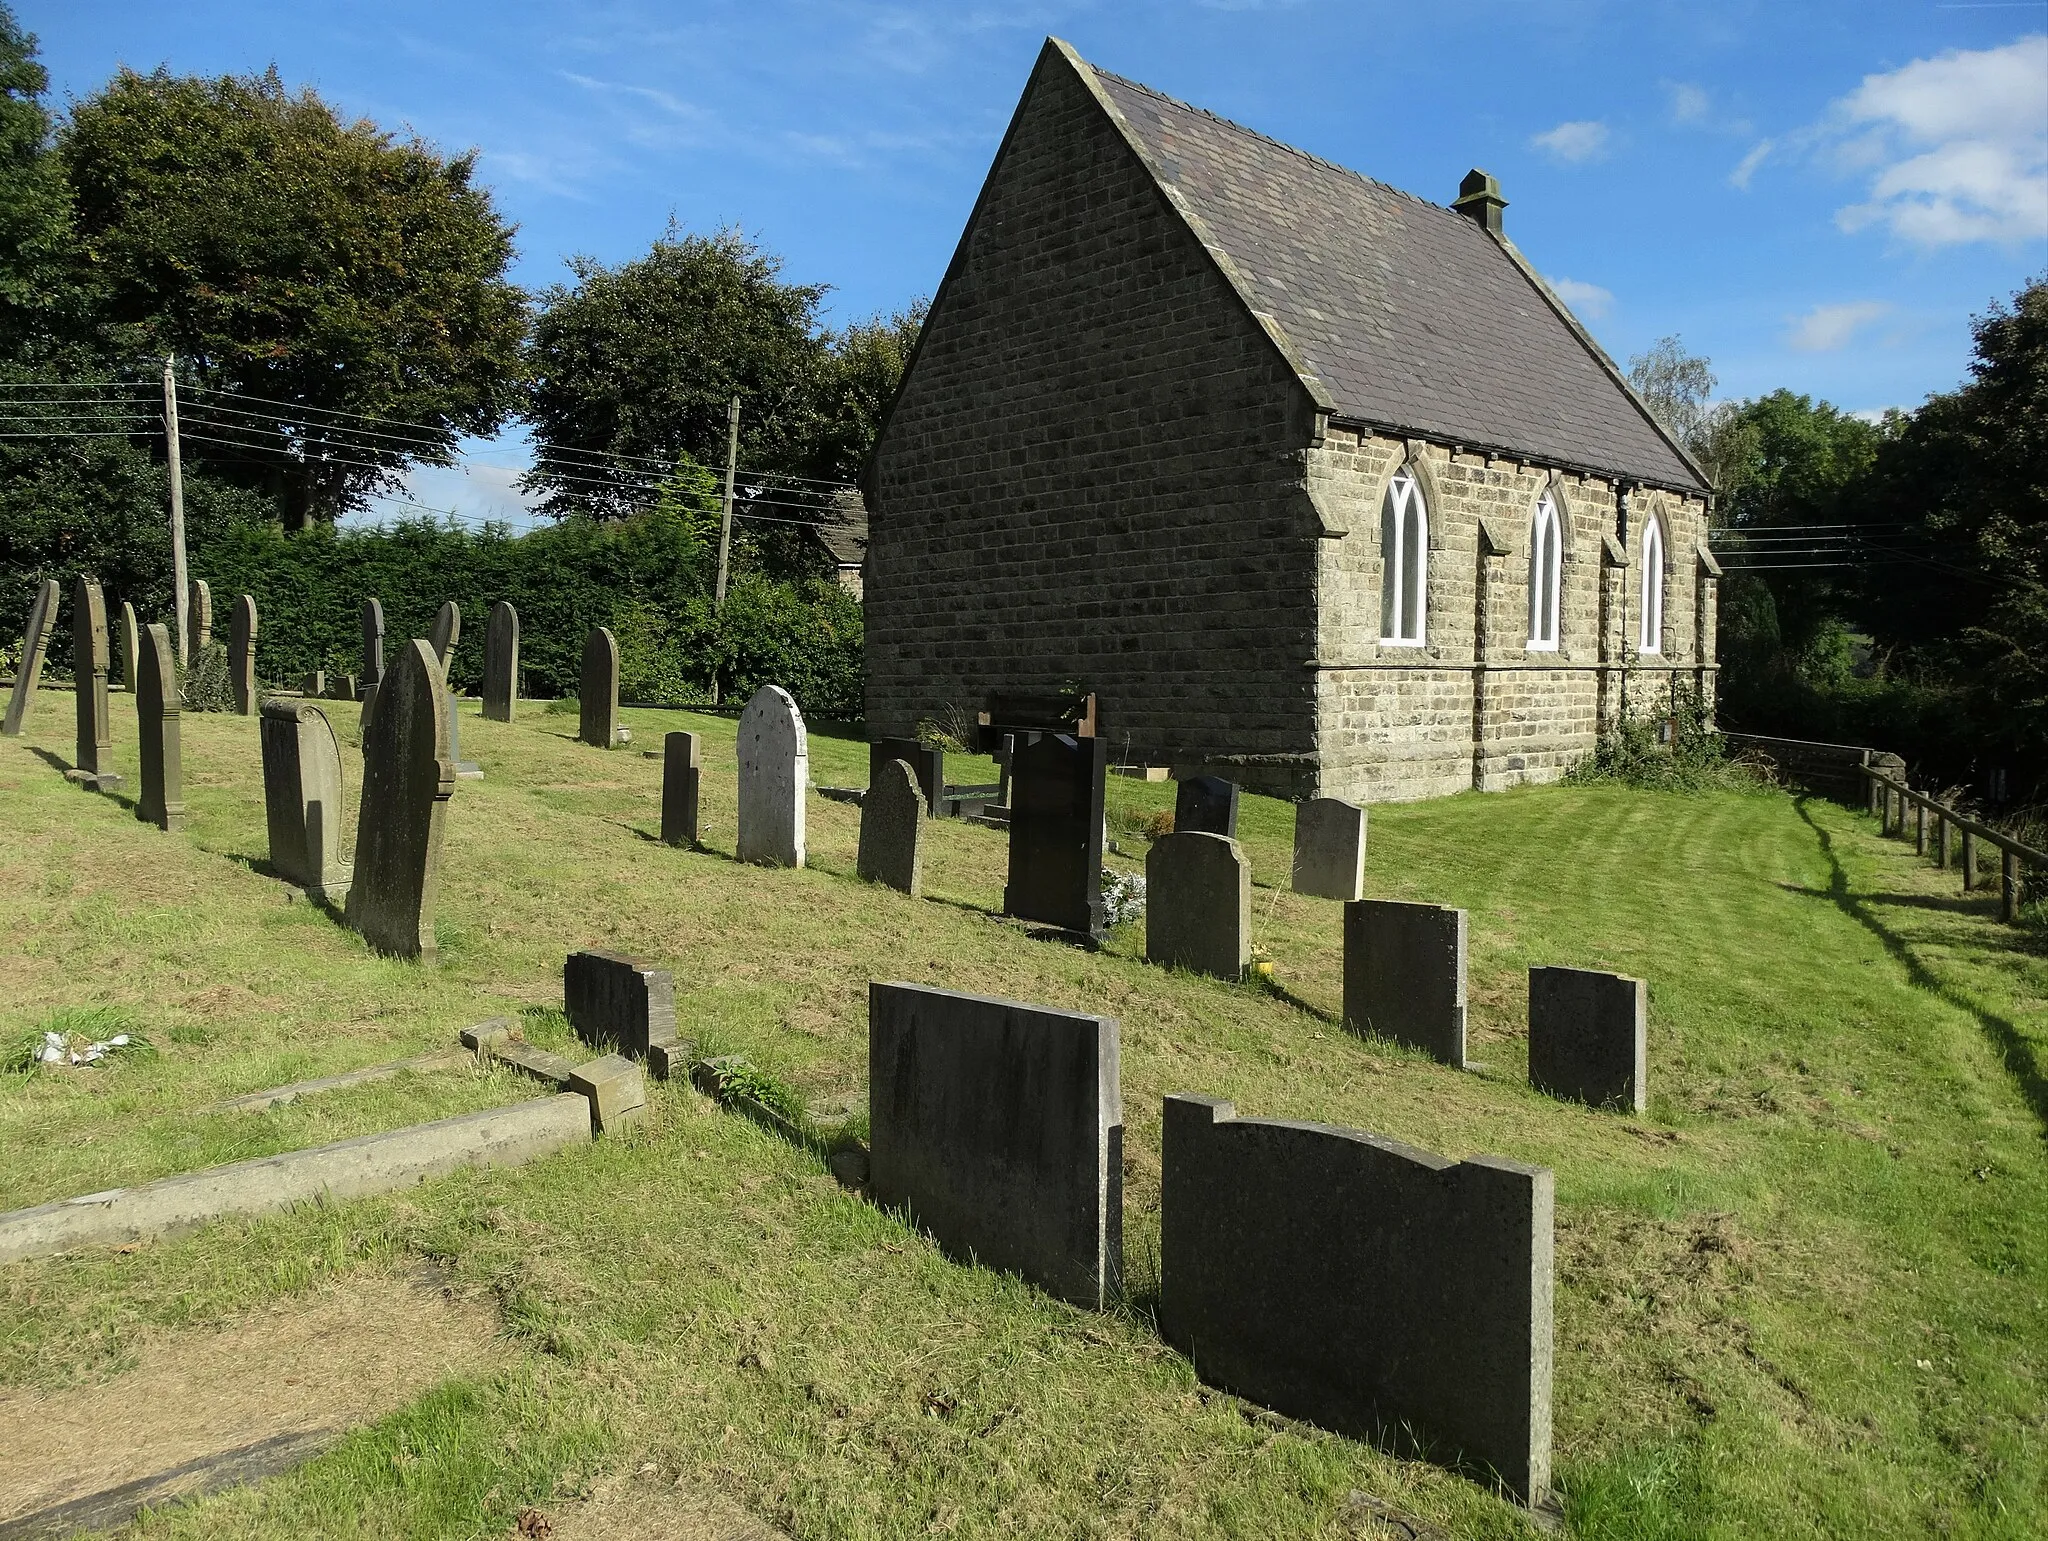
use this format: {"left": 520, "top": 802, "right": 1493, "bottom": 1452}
{"left": 1566, "top": 680, "right": 1766, "bottom": 793}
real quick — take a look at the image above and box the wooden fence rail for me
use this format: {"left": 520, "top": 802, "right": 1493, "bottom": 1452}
{"left": 1862, "top": 767, "right": 2041, "bottom": 924}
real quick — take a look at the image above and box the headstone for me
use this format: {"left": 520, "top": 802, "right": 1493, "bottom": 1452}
{"left": 71, "top": 577, "right": 112, "bottom": 779}
{"left": 565, "top": 950, "right": 679, "bottom": 1058}
{"left": 118, "top": 602, "right": 139, "bottom": 694}
{"left": 228, "top": 594, "right": 259, "bottom": 715}
{"left": 661, "top": 730, "right": 702, "bottom": 846}
{"left": 870, "top": 981, "right": 1122, "bottom": 1309}
{"left": 1145, "top": 832, "right": 1250, "bottom": 979}
{"left": 359, "top": 598, "right": 385, "bottom": 696}
{"left": 446, "top": 694, "right": 482, "bottom": 779}
{"left": 869, "top": 737, "right": 944, "bottom": 814}
{"left": 330, "top": 674, "right": 357, "bottom": 703}
{"left": 1174, "top": 775, "right": 1240, "bottom": 838}
{"left": 736, "top": 684, "right": 807, "bottom": 867}
{"left": 578, "top": 627, "right": 620, "bottom": 750}
{"left": 344, "top": 639, "right": 455, "bottom": 961}
{"left": 1292, "top": 797, "right": 1367, "bottom": 902}
{"left": 1, "top": 577, "right": 59, "bottom": 737}
{"left": 187, "top": 578, "right": 212, "bottom": 655}
{"left": 1160, "top": 1095, "right": 1552, "bottom": 1502}
{"left": 300, "top": 670, "right": 326, "bottom": 697}
{"left": 429, "top": 600, "right": 460, "bottom": 671}
{"left": 135, "top": 622, "right": 186, "bottom": 832}
{"left": 482, "top": 600, "right": 519, "bottom": 722}
{"left": 1528, "top": 967, "right": 1647, "bottom": 1113}
{"left": 259, "top": 699, "right": 353, "bottom": 903}
{"left": 858, "top": 758, "right": 924, "bottom": 896}
{"left": 1003, "top": 733, "right": 1107, "bottom": 936}
{"left": 1343, "top": 899, "right": 1468, "bottom": 1067}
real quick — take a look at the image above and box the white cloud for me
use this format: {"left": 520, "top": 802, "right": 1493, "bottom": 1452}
{"left": 1826, "top": 34, "right": 2048, "bottom": 248}
{"left": 1667, "top": 82, "right": 1711, "bottom": 125}
{"left": 1530, "top": 120, "right": 1610, "bottom": 164}
{"left": 1547, "top": 276, "right": 1615, "bottom": 320}
{"left": 1729, "top": 139, "right": 1773, "bottom": 190}
{"left": 1788, "top": 300, "right": 1894, "bottom": 352}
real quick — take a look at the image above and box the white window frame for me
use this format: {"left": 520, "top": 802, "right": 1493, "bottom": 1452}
{"left": 1527, "top": 494, "right": 1562, "bottom": 652}
{"left": 1379, "top": 469, "right": 1428, "bottom": 647}
{"left": 1638, "top": 518, "right": 1665, "bottom": 655}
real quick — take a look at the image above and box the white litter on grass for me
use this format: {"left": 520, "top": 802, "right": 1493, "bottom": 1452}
{"left": 36, "top": 1031, "right": 140, "bottom": 1067}
{"left": 1102, "top": 870, "right": 1147, "bottom": 928}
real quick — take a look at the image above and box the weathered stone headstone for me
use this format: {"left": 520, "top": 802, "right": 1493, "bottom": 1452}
{"left": 578, "top": 627, "right": 620, "bottom": 750}
{"left": 331, "top": 674, "right": 358, "bottom": 703}
{"left": 429, "top": 601, "right": 460, "bottom": 671}
{"left": 359, "top": 598, "right": 385, "bottom": 697}
{"left": 661, "top": 730, "right": 701, "bottom": 846}
{"left": 1, "top": 577, "right": 59, "bottom": 737}
{"left": 259, "top": 699, "right": 353, "bottom": 903}
{"left": 1161, "top": 1094, "right": 1552, "bottom": 1502}
{"left": 446, "top": 694, "right": 482, "bottom": 780}
{"left": 870, "top": 982, "right": 1122, "bottom": 1309}
{"left": 135, "top": 622, "right": 186, "bottom": 832}
{"left": 70, "top": 577, "right": 113, "bottom": 781}
{"left": 228, "top": 594, "right": 259, "bottom": 716}
{"left": 187, "top": 578, "right": 212, "bottom": 655}
{"left": 1174, "top": 775, "right": 1240, "bottom": 838}
{"left": 1145, "top": 831, "right": 1249, "bottom": 979}
{"left": 118, "top": 601, "right": 139, "bottom": 694}
{"left": 858, "top": 758, "right": 924, "bottom": 896}
{"left": 1003, "top": 733, "right": 1107, "bottom": 936}
{"left": 1343, "top": 899, "right": 1468, "bottom": 1066}
{"left": 344, "top": 639, "right": 455, "bottom": 961}
{"left": 736, "top": 684, "right": 807, "bottom": 867}
{"left": 1292, "top": 796, "right": 1367, "bottom": 902}
{"left": 565, "top": 950, "right": 679, "bottom": 1058}
{"left": 869, "top": 737, "right": 944, "bottom": 814}
{"left": 1528, "top": 967, "right": 1647, "bottom": 1113}
{"left": 300, "top": 670, "right": 326, "bottom": 697}
{"left": 481, "top": 600, "right": 519, "bottom": 722}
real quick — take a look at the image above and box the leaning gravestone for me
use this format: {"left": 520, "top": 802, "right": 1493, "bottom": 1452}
{"left": 187, "top": 578, "right": 212, "bottom": 655}
{"left": 344, "top": 640, "right": 455, "bottom": 961}
{"left": 1160, "top": 1094, "right": 1552, "bottom": 1502}
{"left": 429, "top": 601, "right": 460, "bottom": 672}
{"left": 1146, "top": 831, "right": 1249, "bottom": 980}
{"left": 118, "top": 601, "right": 139, "bottom": 694}
{"left": 661, "top": 730, "right": 702, "bottom": 846}
{"left": 858, "top": 757, "right": 924, "bottom": 896}
{"left": 70, "top": 577, "right": 113, "bottom": 784}
{"left": 1, "top": 577, "right": 59, "bottom": 737}
{"left": 565, "top": 950, "right": 679, "bottom": 1059}
{"left": 1343, "top": 899, "right": 1468, "bottom": 1067}
{"left": 259, "top": 699, "right": 353, "bottom": 903}
{"left": 359, "top": 598, "right": 386, "bottom": 697}
{"left": 869, "top": 737, "right": 945, "bottom": 815}
{"left": 736, "top": 684, "right": 807, "bottom": 867}
{"left": 1003, "top": 733, "right": 1107, "bottom": 937}
{"left": 135, "top": 622, "right": 186, "bottom": 832}
{"left": 1292, "top": 796, "right": 1367, "bottom": 902}
{"left": 578, "top": 627, "right": 620, "bottom": 750}
{"left": 482, "top": 600, "right": 519, "bottom": 722}
{"left": 228, "top": 594, "right": 259, "bottom": 716}
{"left": 1528, "top": 966, "right": 1647, "bottom": 1113}
{"left": 870, "top": 981, "right": 1123, "bottom": 1310}
{"left": 1174, "top": 775, "right": 1240, "bottom": 838}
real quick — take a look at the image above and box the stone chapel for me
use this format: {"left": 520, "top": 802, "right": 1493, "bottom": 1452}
{"left": 863, "top": 38, "right": 1719, "bottom": 803}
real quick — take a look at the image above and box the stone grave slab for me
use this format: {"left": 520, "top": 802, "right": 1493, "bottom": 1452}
{"left": 858, "top": 757, "right": 924, "bottom": 896}
{"left": 870, "top": 982, "right": 1121, "bottom": 1309}
{"left": 259, "top": 699, "right": 353, "bottom": 903}
{"left": 1343, "top": 899, "right": 1468, "bottom": 1066}
{"left": 1527, "top": 967, "right": 1647, "bottom": 1113}
{"left": 869, "top": 737, "right": 944, "bottom": 814}
{"left": 579, "top": 627, "right": 620, "bottom": 750}
{"left": 661, "top": 730, "right": 701, "bottom": 846}
{"left": 1160, "top": 1095, "right": 1552, "bottom": 1502}
{"left": 344, "top": 639, "right": 454, "bottom": 961}
{"left": 1145, "top": 831, "right": 1249, "bottom": 979}
{"left": 482, "top": 600, "right": 519, "bottom": 721}
{"left": 1003, "top": 732, "right": 1107, "bottom": 937}
{"left": 135, "top": 622, "right": 186, "bottom": 832}
{"left": 736, "top": 684, "right": 806, "bottom": 867}
{"left": 2, "top": 577, "right": 59, "bottom": 737}
{"left": 565, "top": 950, "right": 679, "bottom": 1059}
{"left": 568, "top": 1054, "right": 647, "bottom": 1134}
{"left": 228, "top": 594, "right": 258, "bottom": 716}
{"left": 1292, "top": 797, "right": 1367, "bottom": 902}
{"left": 1174, "top": 774, "right": 1240, "bottom": 838}
{"left": 71, "top": 576, "right": 113, "bottom": 780}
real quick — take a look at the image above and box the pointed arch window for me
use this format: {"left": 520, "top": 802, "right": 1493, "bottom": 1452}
{"left": 1528, "top": 494, "right": 1563, "bottom": 651}
{"left": 1638, "top": 518, "right": 1665, "bottom": 655}
{"left": 1379, "top": 468, "right": 1428, "bottom": 646}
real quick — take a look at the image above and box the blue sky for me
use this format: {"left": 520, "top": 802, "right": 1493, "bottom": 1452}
{"left": 32, "top": 1, "right": 2048, "bottom": 526}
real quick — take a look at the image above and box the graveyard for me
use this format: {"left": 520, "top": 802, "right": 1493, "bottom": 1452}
{"left": 1, "top": 681, "right": 2044, "bottom": 1539}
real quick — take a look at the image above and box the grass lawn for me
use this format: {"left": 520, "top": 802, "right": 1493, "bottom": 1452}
{"left": 1, "top": 689, "right": 2044, "bottom": 1539}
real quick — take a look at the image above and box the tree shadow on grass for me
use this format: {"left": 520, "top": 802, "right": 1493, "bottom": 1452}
{"left": 1794, "top": 796, "right": 2048, "bottom": 1141}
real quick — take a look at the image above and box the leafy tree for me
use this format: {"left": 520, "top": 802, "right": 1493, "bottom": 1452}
{"left": 1626, "top": 335, "right": 1758, "bottom": 505}
{"left": 0, "top": 5, "right": 69, "bottom": 355}
{"left": 810, "top": 300, "right": 925, "bottom": 485}
{"left": 59, "top": 68, "right": 527, "bottom": 529}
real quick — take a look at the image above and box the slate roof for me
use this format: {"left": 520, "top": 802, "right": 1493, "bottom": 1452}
{"left": 1082, "top": 58, "right": 1707, "bottom": 493}
{"left": 815, "top": 488, "right": 869, "bottom": 569}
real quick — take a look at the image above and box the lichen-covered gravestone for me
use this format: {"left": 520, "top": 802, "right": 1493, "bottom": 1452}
{"left": 661, "top": 730, "right": 701, "bottom": 846}
{"left": 429, "top": 601, "right": 460, "bottom": 671}
{"left": 118, "top": 601, "right": 139, "bottom": 695}
{"left": 1173, "top": 775, "right": 1240, "bottom": 838}
{"left": 858, "top": 757, "right": 924, "bottom": 896}
{"left": 1342, "top": 899, "right": 1468, "bottom": 1067}
{"left": 1291, "top": 796, "right": 1367, "bottom": 902}
{"left": 345, "top": 640, "right": 455, "bottom": 960}
{"left": 482, "top": 601, "right": 519, "bottom": 722}
{"left": 1003, "top": 733, "right": 1107, "bottom": 937}
{"left": 737, "top": 684, "right": 807, "bottom": 867}
{"left": 187, "top": 578, "right": 212, "bottom": 656}
{"left": 579, "top": 627, "right": 620, "bottom": 750}
{"left": 228, "top": 594, "right": 259, "bottom": 716}
{"left": 260, "top": 699, "right": 354, "bottom": 903}
{"left": 70, "top": 577, "right": 113, "bottom": 783}
{"left": 1145, "top": 831, "right": 1249, "bottom": 979}
{"left": 135, "top": 622, "right": 186, "bottom": 832}
{"left": 1, "top": 577, "right": 59, "bottom": 737}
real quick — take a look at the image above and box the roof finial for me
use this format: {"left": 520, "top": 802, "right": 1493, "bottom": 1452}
{"left": 1453, "top": 169, "right": 1506, "bottom": 235}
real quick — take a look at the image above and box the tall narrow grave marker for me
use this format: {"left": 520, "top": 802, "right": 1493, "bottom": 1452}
{"left": 228, "top": 594, "right": 259, "bottom": 715}
{"left": 187, "top": 578, "right": 212, "bottom": 655}
{"left": 70, "top": 577, "right": 113, "bottom": 783}
{"left": 1527, "top": 967, "right": 1647, "bottom": 1113}
{"left": 345, "top": 640, "right": 454, "bottom": 961}
{"left": 260, "top": 700, "right": 353, "bottom": 903}
{"left": 1145, "top": 831, "right": 1249, "bottom": 979}
{"left": 1, "top": 578, "right": 59, "bottom": 737}
{"left": 1003, "top": 733, "right": 1107, "bottom": 937}
{"left": 482, "top": 601, "right": 519, "bottom": 721}
{"left": 661, "top": 730, "right": 701, "bottom": 846}
{"left": 429, "top": 601, "right": 460, "bottom": 672}
{"left": 118, "top": 601, "right": 139, "bottom": 695}
{"left": 1343, "top": 899, "right": 1468, "bottom": 1066}
{"left": 579, "top": 627, "right": 620, "bottom": 750}
{"left": 135, "top": 622, "right": 186, "bottom": 831}
{"left": 1291, "top": 797, "right": 1367, "bottom": 902}
{"left": 736, "top": 684, "right": 807, "bottom": 867}
{"left": 858, "top": 758, "right": 924, "bottom": 896}
{"left": 359, "top": 599, "right": 385, "bottom": 696}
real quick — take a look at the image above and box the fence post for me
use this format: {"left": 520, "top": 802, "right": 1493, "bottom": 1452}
{"left": 1936, "top": 812, "right": 1950, "bottom": 869}
{"left": 1867, "top": 770, "right": 1880, "bottom": 818}
{"left": 2002, "top": 851, "right": 2020, "bottom": 923}
{"left": 1915, "top": 801, "right": 1927, "bottom": 857}
{"left": 1963, "top": 830, "right": 1978, "bottom": 891}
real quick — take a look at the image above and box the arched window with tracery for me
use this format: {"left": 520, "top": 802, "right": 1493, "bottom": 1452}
{"left": 1379, "top": 468, "right": 1428, "bottom": 646}
{"left": 1638, "top": 517, "right": 1665, "bottom": 654}
{"left": 1528, "top": 494, "right": 1562, "bottom": 651}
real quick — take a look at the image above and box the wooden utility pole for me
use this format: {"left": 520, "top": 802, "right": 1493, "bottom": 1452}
{"left": 163, "top": 358, "right": 189, "bottom": 667}
{"left": 714, "top": 396, "right": 740, "bottom": 609}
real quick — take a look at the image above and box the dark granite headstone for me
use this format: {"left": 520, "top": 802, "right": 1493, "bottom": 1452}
{"left": 2, "top": 577, "right": 59, "bottom": 737}
{"left": 565, "top": 949, "right": 679, "bottom": 1058}
{"left": 1145, "top": 831, "right": 1249, "bottom": 979}
{"left": 344, "top": 639, "right": 455, "bottom": 960}
{"left": 1528, "top": 967, "right": 1647, "bottom": 1113}
{"left": 579, "top": 627, "right": 620, "bottom": 750}
{"left": 1161, "top": 1094, "right": 1552, "bottom": 1501}
{"left": 1174, "top": 775, "right": 1240, "bottom": 838}
{"left": 135, "top": 622, "right": 186, "bottom": 832}
{"left": 858, "top": 757, "right": 924, "bottom": 896}
{"left": 482, "top": 600, "right": 519, "bottom": 722}
{"left": 1343, "top": 899, "right": 1468, "bottom": 1066}
{"left": 661, "top": 730, "right": 701, "bottom": 846}
{"left": 71, "top": 577, "right": 112, "bottom": 777}
{"left": 1003, "top": 733, "right": 1106, "bottom": 937}
{"left": 869, "top": 737, "right": 944, "bottom": 814}
{"left": 228, "top": 594, "right": 258, "bottom": 716}
{"left": 260, "top": 699, "right": 352, "bottom": 902}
